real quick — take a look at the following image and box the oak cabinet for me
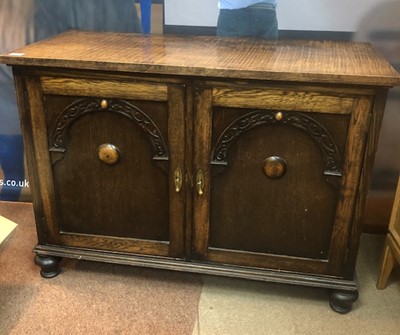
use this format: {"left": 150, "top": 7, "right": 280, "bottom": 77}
{"left": 1, "top": 31, "right": 399, "bottom": 314}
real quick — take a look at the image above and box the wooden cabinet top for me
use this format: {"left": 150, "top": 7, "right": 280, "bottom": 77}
{"left": 1, "top": 30, "right": 399, "bottom": 87}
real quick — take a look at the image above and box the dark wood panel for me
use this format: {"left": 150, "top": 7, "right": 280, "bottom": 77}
{"left": 207, "top": 248, "right": 329, "bottom": 275}
{"left": 60, "top": 233, "right": 170, "bottom": 256}
{"left": 210, "top": 115, "right": 345, "bottom": 259}
{"left": 47, "top": 96, "right": 170, "bottom": 242}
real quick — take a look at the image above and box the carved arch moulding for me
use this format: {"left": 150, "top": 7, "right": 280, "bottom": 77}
{"left": 211, "top": 110, "right": 343, "bottom": 177}
{"left": 48, "top": 97, "right": 169, "bottom": 162}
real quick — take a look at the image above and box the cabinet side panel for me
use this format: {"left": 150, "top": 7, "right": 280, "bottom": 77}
{"left": 24, "top": 77, "right": 60, "bottom": 244}
{"left": 329, "top": 97, "right": 373, "bottom": 275}
{"left": 345, "top": 90, "right": 388, "bottom": 278}
{"left": 13, "top": 75, "right": 47, "bottom": 244}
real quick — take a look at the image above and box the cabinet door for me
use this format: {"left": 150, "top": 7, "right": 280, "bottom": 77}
{"left": 27, "top": 76, "right": 186, "bottom": 258}
{"left": 193, "top": 84, "right": 372, "bottom": 276}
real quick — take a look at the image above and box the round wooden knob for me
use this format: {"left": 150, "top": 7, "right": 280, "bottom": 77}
{"left": 262, "top": 156, "right": 287, "bottom": 179}
{"left": 98, "top": 143, "right": 120, "bottom": 165}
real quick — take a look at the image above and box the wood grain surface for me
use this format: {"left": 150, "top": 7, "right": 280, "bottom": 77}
{"left": 1, "top": 30, "right": 399, "bottom": 86}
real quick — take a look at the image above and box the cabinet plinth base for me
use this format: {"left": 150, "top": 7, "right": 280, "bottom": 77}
{"left": 329, "top": 290, "right": 359, "bottom": 314}
{"left": 34, "top": 254, "right": 62, "bottom": 278}
{"left": 34, "top": 245, "right": 359, "bottom": 314}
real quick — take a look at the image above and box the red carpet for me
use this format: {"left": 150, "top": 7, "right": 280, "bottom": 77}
{"left": 0, "top": 202, "right": 203, "bottom": 335}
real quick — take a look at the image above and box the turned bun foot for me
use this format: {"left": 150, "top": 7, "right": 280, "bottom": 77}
{"left": 34, "top": 254, "right": 62, "bottom": 278}
{"left": 329, "top": 290, "right": 359, "bottom": 314}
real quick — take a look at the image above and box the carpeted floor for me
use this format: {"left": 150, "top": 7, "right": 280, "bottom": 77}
{"left": 0, "top": 202, "right": 203, "bottom": 335}
{"left": 1, "top": 201, "right": 399, "bottom": 335}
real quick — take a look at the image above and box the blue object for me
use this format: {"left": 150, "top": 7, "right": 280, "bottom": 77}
{"left": 140, "top": 0, "right": 152, "bottom": 34}
{"left": 0, "top": 135, "right": 25, "bottom": 201}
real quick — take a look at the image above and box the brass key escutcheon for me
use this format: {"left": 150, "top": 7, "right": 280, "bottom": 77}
{"left": 196, "top": 169, "right": 204, "bottom": 196}
{"left": 174, "top": 168, "right": 183, "bottom": 193}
